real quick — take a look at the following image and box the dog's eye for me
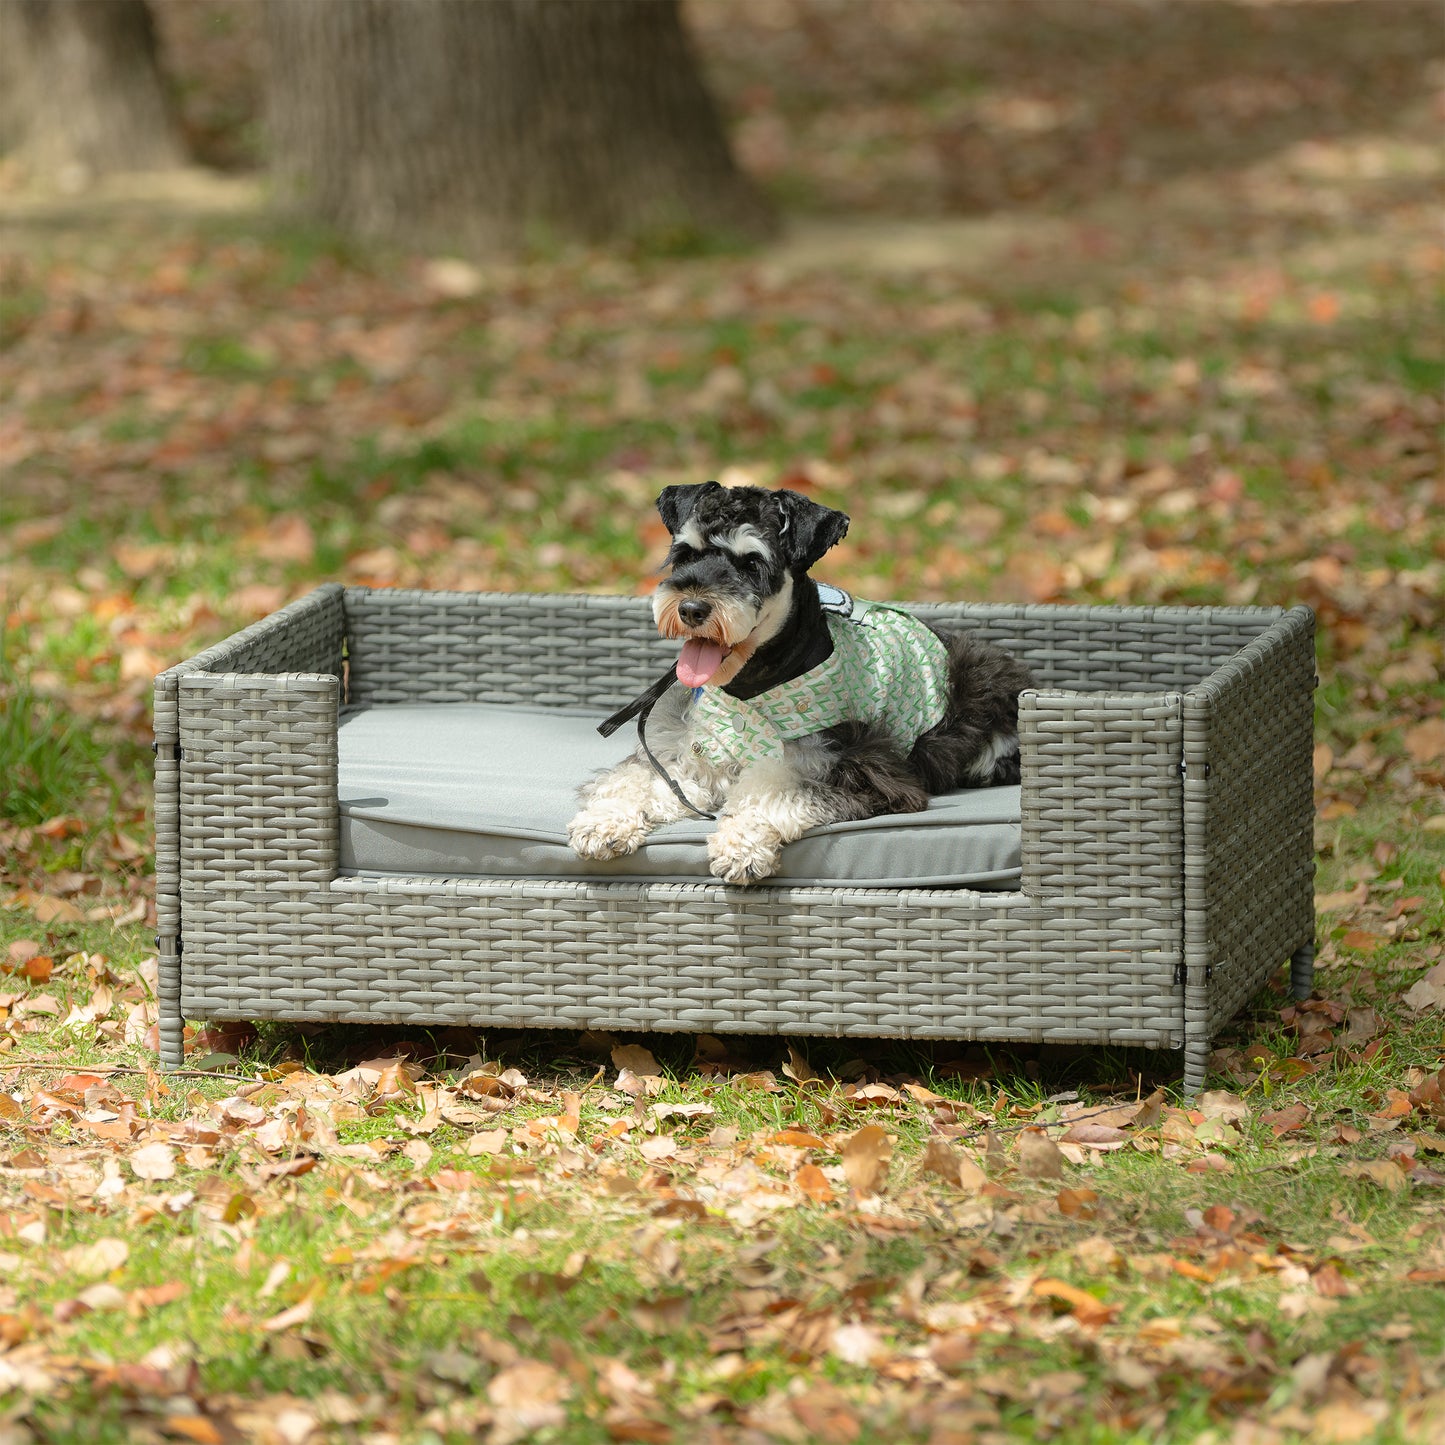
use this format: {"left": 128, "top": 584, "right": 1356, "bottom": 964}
{"left": 667, "top": 543, "right": 695, "bottom": 565}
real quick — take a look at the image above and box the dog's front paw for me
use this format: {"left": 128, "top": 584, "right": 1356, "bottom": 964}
{"left": 708, "top": 817, "right": 783, "bottom": 886}
{"left": 568, "top": 807, "right": 651, "bottom": 860}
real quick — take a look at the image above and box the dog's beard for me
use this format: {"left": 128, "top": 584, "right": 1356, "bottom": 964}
{"left": 654, "top": 575, "right": 792, "bottom": 688}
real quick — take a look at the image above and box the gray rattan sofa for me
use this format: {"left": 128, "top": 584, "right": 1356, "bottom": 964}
{"left": 152, "top": 585, "right": 1316, "bottom": 1092}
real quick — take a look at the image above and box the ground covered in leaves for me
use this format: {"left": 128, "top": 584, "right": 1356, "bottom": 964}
{"left": 1, "top": 3, "right": 1444, "bottom": 1442}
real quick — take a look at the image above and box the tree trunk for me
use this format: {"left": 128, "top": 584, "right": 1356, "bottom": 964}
{"left": 263, "top": 0, "right": 775, "bottom": 251}
{"left": 0, "top": 0, "right": 185, "bottom": 186}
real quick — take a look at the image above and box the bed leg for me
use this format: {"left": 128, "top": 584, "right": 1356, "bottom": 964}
{"left": 157, "top": 941, "right": 184, "bottom": 1070}
{"left": 1182, "top": 1038, "right": 1209, "bottom": 1099}
{"left": 1290, "top": 943, "right": 1315, "bottom": 1001}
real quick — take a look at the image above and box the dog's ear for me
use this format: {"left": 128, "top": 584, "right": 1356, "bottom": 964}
{"left": 656, "top": 481, "right": 719, "bottom": 535}
{"left": 774, "top": 489, "right": 850, "bottom": 571}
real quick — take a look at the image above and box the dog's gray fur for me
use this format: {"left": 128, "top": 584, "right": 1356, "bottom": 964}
{"left": 569, "top": 482, "right": 1035, "bottom": 884}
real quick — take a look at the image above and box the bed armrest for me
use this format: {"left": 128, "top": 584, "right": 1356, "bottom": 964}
{"left": 1183, "top": 605, "right": 1315, "bottom": 1029}
{"left": 1018, "top": 690, "right": 1185, "bottom": 916}
{"left": 154, "top": 584, "right": 346, "bottom": 747}
{"left": 176, "top": 672, "right": 341, "bottom": 890}
{"left": 153, "top": 587, "right": 345, "bottom": 1068}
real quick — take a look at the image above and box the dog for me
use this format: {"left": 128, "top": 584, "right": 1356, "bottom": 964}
{"left": 568, "top": 482, "right": 1035, "bottom": 885}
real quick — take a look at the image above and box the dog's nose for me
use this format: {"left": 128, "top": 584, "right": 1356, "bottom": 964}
{"left": 677, "top": 598, "right": 713, "bottom": 628}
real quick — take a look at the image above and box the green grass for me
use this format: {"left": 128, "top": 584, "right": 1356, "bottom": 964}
{"left": 1, "top": 106, "right": 1442, "bottom": 1440}
{"left": 0, "top": 655, "right": 117, "bottom": 828}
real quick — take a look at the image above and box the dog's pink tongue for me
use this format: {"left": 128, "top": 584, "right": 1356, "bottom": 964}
{"left": 677, "top": 639, "right": 725, "bottom": 687}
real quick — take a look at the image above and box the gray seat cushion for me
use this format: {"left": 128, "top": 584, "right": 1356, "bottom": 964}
{"left": 337, "top": 702, "right": 1022, "bottom": 889}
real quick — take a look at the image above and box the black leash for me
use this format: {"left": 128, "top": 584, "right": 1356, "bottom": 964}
{"left": 598, "top": 668, "right": 716, "bottom": 821}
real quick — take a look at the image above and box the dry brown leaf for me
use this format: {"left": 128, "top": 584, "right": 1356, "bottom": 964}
{"left": 829, "top": 1321, "right": 886, "bottom": 1366}
{"left": 466, "top": 1128, "right": 509, "bottom": 1156}
{"left": 63, "top": 1238, "right": 128, "bottom": 1279}
{"left": 1403, "top": 962, "right": 1445, "bottom": 1015}
{"left": 129, "top": 1141, "right": 177, "bottom": 1181}
{"left": 1261, "top": 1103, "right": 1311, "bottom": 1137}
{"left": 1032, "top": 1277, "right": 1115, "bottom": 1326}
{"left": 1340, "top": 929, "right": 1381, "bottom": 954}
{"left": 1342, "top": 1159, "right": 1410, "bottom": 1191}
{"left": 1130, "top": 1088, "right": 1166, "bottom": 1129}
{"left": 1017, "top": 1129, "right": 1065, "bottom": 1179}
{"left": 612, "top": 1044, "right": 661, "bottom": 1077}
{"left": 1059, "top": 1123, "right": 1129, "bottom": 1149}
{"left": 1056, "top": 1187, "right": 1099, "bottom": 1219}
{"left": 781, "top": 1045, "right": 820, "bottom": 1083}
{"left": 1403, "top": 717, "right": 1445, "bottom": 763}
{"left": 260, "top": 1297, "right": 315, "bottom": 1333}
{"left": 1315, "top": 883, "right": 1368, "bottom": 913}
{"left": 162, "top": 1417, "right": 225, "bottom": 1445}
{"left": 841, "top": 1124, "right": 892, "bottom": 1194}
{"left": 768, "top": 1128, "right": 827, "bottom": 1148}
{"left": 795, "top": 1163, "right": 835, "bottom": 1204}
{"left": 1312, "top": 1400, "right": 1389, "bottom": 1443}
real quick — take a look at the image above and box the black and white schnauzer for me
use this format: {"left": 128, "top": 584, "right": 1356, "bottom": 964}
{"left": 569, "top": 482, "right": 1035, "bottom": 885}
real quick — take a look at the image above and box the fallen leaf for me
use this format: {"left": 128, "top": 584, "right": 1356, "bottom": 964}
{"left": 1403, "top": 718, "right": 1445, "bottom": 763}
{"left": 162, "top": 1417, "right": 224, "bottom": 1445}
{"left": 795, "top": 1164, "right": 835, "bottom": 1204}
{"left": 1342, "top": 1159, "right": 1410, "bottom": 1192}
{"left": 841, "top": 1124, "right": 892, "bottom": 1194}
{"left": 1340, "top": 929, "right": 1381, "bottom": 954}
{"left": 768, "top": 1129, "right": 827, "bottom": 1148}
{"left": 1403, "top": 962, "right": 1445, "bottom": 1015}
{"left": 612, "top": 1044, "right": 661, "bottom": 1077}
{"left": 1032, "top": 1277, "right": 1115, "bottom": 1326}
{"left": 129, "top": 1141, "right": 177, "bottom": 1181}
{"left": 781, "top": 1045, "right": 820, "bottom": 1083}
{"left": 1261, "top": 1103, "right": 1311, "bottom": 1137}
{"left": 63, "top": 1238, "right": 129, "bottom": 1279}
{"left": 829, "top": 1321, "right": 886, "bottom": 1366}
{"left": 1056, "top": 1187, "right": 1099, "bottom": 1219}
{"left": 466, "top": 1128, "right": 509, "bottom": 1156}
{"left": 1017, "top": 1129, "right": 1065, "bottom": 1179}
{"left": 260, "top": 1297, "right": 315, "bottom": 1333}
{"left": 488, "top": 1358, "right": 572, "bottom": 1439}
{"left": 1315, "top": 884, "right": 1368, "bottom": 913}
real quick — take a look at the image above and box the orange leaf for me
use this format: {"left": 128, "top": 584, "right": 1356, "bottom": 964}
{"left": 131, "top": 1281, "right": 187, "bottom": 1310}
{"left": 794, "top": 1164, "right": 835, "bottom": 1204}
{"left": 1032, "top": 1277, "right": 1115, "bottom": 1325}
{"left": 162, "top": 1418, "right": 224, "bottom": 1445}
{"left": 1340, "top": 929, "right": 1380, "bottom": 954}
{"left": 1057, "top": 1188, "right": 1099, "bottom": 1219}
{"left": 260, "top": 1297, "right": 314, "bottom": 1333}
{"left": 1172, "top": 1259, "right": 1216, "bottom": 1283}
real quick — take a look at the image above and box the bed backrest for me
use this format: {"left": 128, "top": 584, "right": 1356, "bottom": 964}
{"left": 342, "top": 587, "right": 1288, "bottom": 708}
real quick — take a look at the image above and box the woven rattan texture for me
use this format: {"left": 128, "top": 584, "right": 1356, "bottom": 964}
{"left": 153, "top": 585, "right": 346, "bottom": 1069}
{"left": 1185, "top": 607, "right": 1315, "bottom": 1035}
{"left": 155, "top": 588, "right": 1316, "bottom": 1089}
{"left": 343, "top": 589, "right": 1282, "bottom": 707}
{"left": 175, "top": 877, "right": 1181, "bottom": 1045}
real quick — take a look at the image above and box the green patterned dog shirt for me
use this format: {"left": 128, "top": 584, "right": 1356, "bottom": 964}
{"left": 689, "top": 596, "right": 950, "bottom": 767}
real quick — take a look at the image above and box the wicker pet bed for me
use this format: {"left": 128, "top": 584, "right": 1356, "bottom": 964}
{"left": 153, "top": 585, "right": 1316, "bottom": 1092}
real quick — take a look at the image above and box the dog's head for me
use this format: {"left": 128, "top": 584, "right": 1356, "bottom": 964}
{"left": 651, "top": 482, "right": 850, "bottom": 688}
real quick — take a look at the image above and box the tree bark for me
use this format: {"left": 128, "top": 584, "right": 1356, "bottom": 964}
{"left": 263, "top": 0, "right": 775, "bottom": 251}
{"left": 0, "top": 0, "right": 186, "bottom": 185}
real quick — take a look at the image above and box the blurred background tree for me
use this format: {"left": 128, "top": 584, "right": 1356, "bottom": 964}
{"left": 264, "top": 0, "right": 775, "bottom": 250}
{"left": 0, "top": 0, "right": 774, "bottom": 249}
{"left": 0, "top": 0, "right": 187, "bottom": 186}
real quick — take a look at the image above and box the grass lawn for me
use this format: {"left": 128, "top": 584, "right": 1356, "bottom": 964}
{"left": 1, "top": 7, "right": 1444, "bottom": 1441}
